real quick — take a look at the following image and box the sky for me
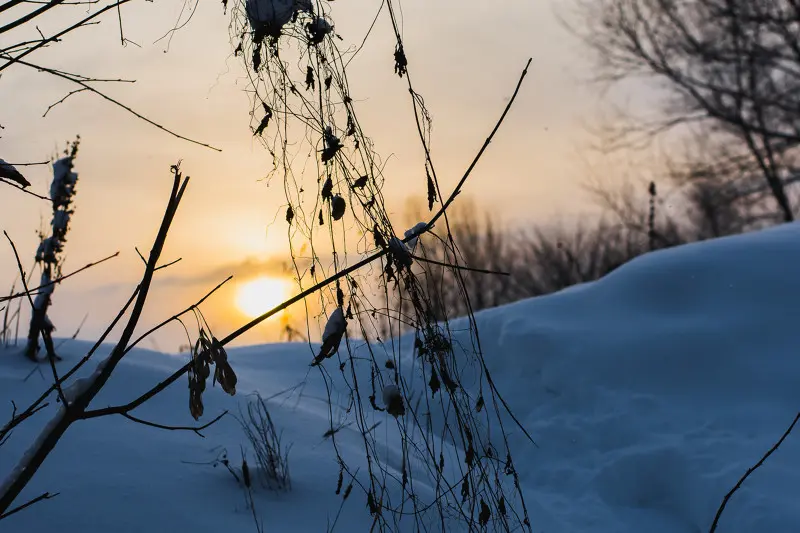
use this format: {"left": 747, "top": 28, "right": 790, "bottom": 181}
{"left": 0, "top": 0, "right": 641, "bottom": 350}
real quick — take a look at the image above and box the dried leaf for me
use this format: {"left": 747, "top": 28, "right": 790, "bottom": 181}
{"left": 394, "top": 42, "right": 408, "bottom": 77}
{"left": 321, "top": 176, "right": 333, "bottom": 199}
{"left": 428, "top": 366, "right": 440, "bottom": 396}
{"left": 305, "top": 65, "right": 315, "bottom": 91}
{"left": 426, "top": 167, "right": 437, "bottom": 210}
{"left": 252, "top": 44, "right": 261, "bottom": 71}
{"left": 382, "top": 384, "right": 405, "bottom": 417}
{"left": 210, "top": 338, "right": 237, "bottom": 395}
{"left": 321, "top": 127, "right": 342, "bottom": 163}
{"left": 479, "top": 498, "right": 491, "bottom": 526}
{"left": 373, "top": 225, "right": 386, "bottom": 248}
{"left": 336, "top": 281, "right": 344, "bottom": 307}
{"left": 335, "top": 467, "right": 344, "bottom": 495}
{"left": 331, "top": 195, "right": 346, "bottom": 221}
{"left": 465, "top": 443, "right": 475, "bottom": 468}
{"left": 254, "top": 103, "right": 272, "bottom": 136}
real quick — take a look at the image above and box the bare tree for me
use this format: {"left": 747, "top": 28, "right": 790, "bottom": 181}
{"left": 398, "top": 197, "right": 661, "bottom": 322}
{"left": 573, "top": 0, "right": 800, "bottom": 223}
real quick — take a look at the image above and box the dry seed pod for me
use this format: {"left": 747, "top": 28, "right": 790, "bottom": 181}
{"left": 189, "top": 376, "right": 205, "bottom": 420}
{"left": 382, "top": 384, "right": 405, "bottom": 417}
{"left": 331, "top": 195, "right": 346, "bottom": 221}
{"left": 211, "top": 338, "right": 237, "bottom": 395}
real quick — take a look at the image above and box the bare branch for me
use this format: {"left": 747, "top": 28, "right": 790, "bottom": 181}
{"left": 0, "top": 54, "right": 221, "bottom": 151}
{"left": 0, "top": 251, "right": 119, "bottom": 304}
{"left": 0, "top": 491, "right": 58, "bottom": 520}
{"left": 0, "top": 178, "right": 48, "bottom": 200}
{"left": 115, "top": 410, "right": 228, "bottom": 438}
{"left": 42, "top": 88, "right": 89, "bottom": 117}
{"left": 709, "top": 411, "right": 800, "bottom": 533}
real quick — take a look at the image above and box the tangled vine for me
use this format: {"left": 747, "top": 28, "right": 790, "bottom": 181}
{"left": 226, "top": 1, "right": 534, "bottom": 530}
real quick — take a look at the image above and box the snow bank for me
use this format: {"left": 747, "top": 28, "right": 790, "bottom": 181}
{"left": 2, "top": 223, "right": 800, "bottom": 532}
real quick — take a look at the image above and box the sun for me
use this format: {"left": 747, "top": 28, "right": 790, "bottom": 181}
{"left": 235, "top": 276, "right": 292, "bottom": 319}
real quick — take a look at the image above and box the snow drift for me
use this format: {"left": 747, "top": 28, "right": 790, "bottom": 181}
{"left": 2, "top": 223, "right": 799, "bottom": 532}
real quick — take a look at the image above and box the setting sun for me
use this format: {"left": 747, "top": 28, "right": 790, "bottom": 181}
{"left": 235, "top": 276, "right": 292, "bottom": 319}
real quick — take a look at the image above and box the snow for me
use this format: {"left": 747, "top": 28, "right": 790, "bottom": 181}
{"left": 404, "top": 221, "right": 428, "bottom": 252}
{"left": 245, "top": 0, "right": 312, "bottom": 35}
{"left": 321, "top": 307, "right": 345, "bottom": 343}
{"left": 49, "top": 157, "right": 76, "bottom": 205}
{"left": 60, "top": 355, "right": 110, "bottom": 406}
{"left": 2, "top": 223, "right": 800, "bottom": 531}
{"left": 31, "top": 273, "right": 53, "bottom": 312}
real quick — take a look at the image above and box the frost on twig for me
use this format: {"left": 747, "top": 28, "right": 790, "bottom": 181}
{"left": 405, "top": 222, "right": 428, "bottom": 253}
{"left": 24, "top": 139, "right": 80, "bottom": 362}
{"left": 311, "top": 307, "right": 346, "bottom": 366}
{"left": 245, "top": 0, "right": 312, "bottom": 41}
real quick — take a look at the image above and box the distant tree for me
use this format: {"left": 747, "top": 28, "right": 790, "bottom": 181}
{"left": 397, "top": 194, "right": 678, "bottom": 323}
{"left": 573, "top": 0, "right": 800, "bottom": 224}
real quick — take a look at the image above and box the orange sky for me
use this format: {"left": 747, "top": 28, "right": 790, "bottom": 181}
{"left": 0, "top": 0, "right": 643, "bottom": 350}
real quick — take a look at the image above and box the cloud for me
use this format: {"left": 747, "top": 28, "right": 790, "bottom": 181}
{"left": 157, "top": 256, "right": 300, "bottom": 288}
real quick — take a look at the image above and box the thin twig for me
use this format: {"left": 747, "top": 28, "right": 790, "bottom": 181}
{"left": 0, "top": 252, "right": 119, "bottom": 303}
{"left": 154, "top": 257, "right": 181, "bottom": 271}
{"left": 0, "top": 178, "right": 49, "bottom": 200}
{"left": 43, "top": 88, "right": 89, "bottom": 117}
{"left": 117, "top": 410, "right": 227, "bottom": 438}
{"left": 0, "top": 0, "right": 132, "bottom": 72}
{"left": 134, "top": 247, "right": 147, "bottom": 265}
{"left": 709, "top": 412, "right": 800, "bottom": 533}
{"left": 410, "top": 254, "right": 510, "bottom": 276}
{"left": 0, "top": 491, "right": 58, "bottom": 520}
{"left": 123, "top": 275, "right": 232, "bottom": 354}
{"left": 0, "top": 54, "right": 221, "bottom": 151}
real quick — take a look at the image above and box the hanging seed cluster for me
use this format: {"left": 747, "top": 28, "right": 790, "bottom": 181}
{"left": 188, "top": 329, "right": 237, "bottom": 420}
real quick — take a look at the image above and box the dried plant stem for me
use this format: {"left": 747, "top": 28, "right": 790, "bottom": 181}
{"left": 709, "top": 411, "right": 800, "bottom": 533}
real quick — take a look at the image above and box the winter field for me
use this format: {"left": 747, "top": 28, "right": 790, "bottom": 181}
{"left": 1, "top": 222, "right": 799, "bottom": 532}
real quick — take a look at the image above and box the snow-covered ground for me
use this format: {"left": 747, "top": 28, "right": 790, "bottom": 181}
{"left": 2, "top": 223, "right": 799, "bottom": 532}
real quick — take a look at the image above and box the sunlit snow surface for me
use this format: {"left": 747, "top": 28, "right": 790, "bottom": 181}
{"left": 2, "top": 223, "right": 799, "bottom": 532}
